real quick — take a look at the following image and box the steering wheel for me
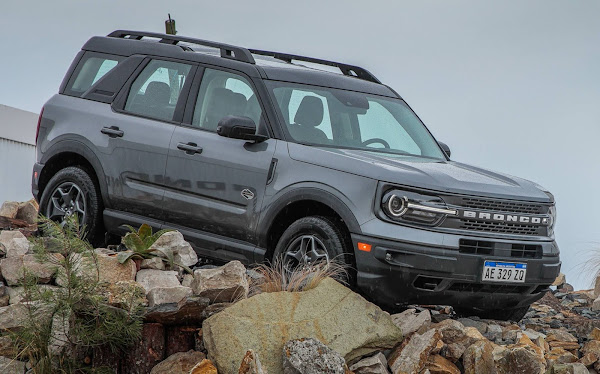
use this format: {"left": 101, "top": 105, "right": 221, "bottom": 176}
{"left": 362, "top": 138, "right": 391, "bottom": 149}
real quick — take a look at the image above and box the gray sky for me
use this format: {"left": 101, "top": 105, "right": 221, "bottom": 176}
{"left": 1, "top": 1, "right": 598, "bottom": 289}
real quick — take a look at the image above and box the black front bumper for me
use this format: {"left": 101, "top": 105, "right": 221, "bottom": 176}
{"left": 352, "top": 233, "right": 561, "bottom": 311}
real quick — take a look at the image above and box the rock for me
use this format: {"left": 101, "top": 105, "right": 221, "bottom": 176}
{"left": 149, "top": 350, "right": 206, "bottom": 374}
{"left": 203, "top": 277, "right": 402, "bottom": 374}
{"left": 457, "top": 318, "right": 488, "bottom": 335}
{"left": 150, "top": 231, "right": 198, "bottom": 267}
{"left": 0, "top": 230, "right": 31, "bottom": 257}
{"left": 551, "top": 363, "right": 589, "bottom": 374}
{"left": 523, "top": 328, "right": 546, "bottom": 341}
{"left": 6, "top": 285, "right": 59, "bottom": 305}
{"left": 388, "top": 329, "right": 441, "bottom": 374}
{"left": 136, "top": 269, "right": 180, "bottom": 294}
{"left": 0, "top": 303, "right": 29, "bottom": 330}
{"left": 559, "top": 284, "right": 575, "bottom": 293}
{"left": 190, "top": 359, "right": 218, "bottom": 374}
{"left": 165, "top": 326, "right": 199, "bottom": 357}
{"left": 48, "top": 310, "right": 71, "bottom": 356}
{"left": 0, "top": 335, "right": 18, "bottom": 358}
{"left": 495, "top": 341, "right": 546, "bottom": 374}
{"left": 122, "top": 323, "right": 165, "bottom": 374}
{"left": 433, "top": 319, "right": 484, "bottom": 362}
{"left": 99, "top": 280, "right": 147, "bottom": 309}
{"left": 589, "top": 328, "right": 600, "bottom": 341}
{"left": 144, "top": 296, "right": 210, "bottom": 325}
{"left": 15, "top": 199, "right": 38, "bottom": 224}
{"left": 1, "top": 254, "right": 62, "bottom": 285}
{"left": 425, "top": 354, "right": 460, "bottom": 374}
{"left": 147, "top": 286, "right": 192, "bottom": 307}
{"left": 0, "top": 283, "right": 8, "bottom": 307}
{"left": 181, "top": 273, "right": 193, "bottom": 288}
{"left": 201, "top": 302, "right": 231, "bottom": 319}
{"left": 239, "top": 349, "right": 267, "bottom": 374}
{"left": 547, "top": 329, "right": 580, "bottom": 350}
{"left": 485, "top": 324, "right": 503, "bottom": 342}
{"left": 463, "top": 340, "right": 496, "bottom": 374}
{"left": 0, "top": 202, "right": 19, "bottom": 219}
{"left": 546, "top": 347, "right": 578, "bottom": 366}
{"left": 0, "top": 356, "right": 26, "bottom": 374}
{"left": 593, "top": 297, "right": 600, "bottom": 312}
{"left": 283, "top": 338, "right": 347, "bottom": 374}
{"left": 141, "top": 257, "right": 166, "bottom": 271}
{"left": 582, "top": 340, "right": 600, "bottom": 359}
{"left": 578, "top": 352, "right": 597, "bottom": 367}
{"left": 391, "top": 309, "right": 431, "bottom": 335}
{"left": 56, "top": 252, "right": 137, "bottom": 286}
{"left": 191, "top": 261, "right": 248, "bottom": 303}
{"left": 349, "top": 352, "right": 389, "bottom": 374}
{"left": 553, "top": 273, "right": 567, "bottom": 287}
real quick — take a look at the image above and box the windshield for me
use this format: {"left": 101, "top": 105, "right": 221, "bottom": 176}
{"left": 266, "top": 81, "right": 445, "bottom": 159}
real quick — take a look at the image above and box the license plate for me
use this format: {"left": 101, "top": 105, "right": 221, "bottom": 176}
{"left": 481, "top": 261, "right": 527, "bottom": 283}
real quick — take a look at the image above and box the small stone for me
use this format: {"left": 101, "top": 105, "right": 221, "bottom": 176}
{"left": 0, "top": 202, "right": 19, "bottom": 219}
{"left": 144, "top": 296, "right": 210, "bottom": 325}
{"left": 578, "top": 352, "right": 597, "bottom": 367}
{"left": 239, "top": 349, "right": 267, "bottom": 374}
{"left": 16, "top": 199, "right": 39, "bottom": 224}
{"left": 283, "top": 338, "right": 347, "bottom": 374}
{"left": 141, "top": 257, "right": 166, "bottom": 270}
{"left": 391, "top": 309, "right": 431, "bottom": 336}
{"left": 99, "top": 280, "right": 147, "bottom": 309}
{"left": 589, "top": 328, "right": 600, "bottom": 341}
{"left": 553, "top": 273, "right": 566, "bottom": 287}
{"left": 150, "top": 350, "right": 206, "bottom": 374}
{"left": 463, "top": 340, "right": 496, "bottom": 374}
{"left": 349, "top": 352, "right": 389, "bottom": 374}
{"left": 181, "top": 274, "right": 193, "bottom": 288}
{"left": 552, "top": 363, "right": 589, "bottom": 374}
{"left": 388, "top": 329, "right": 441, "bottom": 374}
{"left": 191, "top": 261, "right": 248, "bottom": 303}
{"left": 0, "top": 231, "right": 31, "bottom": 257}
{"left": 150, "top": 231, "right": 198, "bottom": 268}
{"left": 136, "top": 269, "right": 180, "bottom": 294}
{"left": 457, "top": 318, "right": 488, "bottom": 335}
{"left": 147, "top": 286, "right": 193, "bottom": 307}
{"left": 190, "top": 359, "right": 218, "bottom": 374}
{"left": 485, "top": 324, "right": 503, "bottom": 342}
{"left": 425, "top": 354, "right": 460, "bottom": 374}
{"left": 0, "top": 356, "right": 26, "bottom": 374}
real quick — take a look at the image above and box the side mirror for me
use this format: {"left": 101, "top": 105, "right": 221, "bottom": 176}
{"left": 216, "top": 115, "right": 267, "bottom": 142}
{"left": 438, "top": 141, "right": 451, "bottom": 158}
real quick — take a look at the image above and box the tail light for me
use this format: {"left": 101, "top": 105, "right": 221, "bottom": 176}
{"left": 35, "top": 107, "right": 44, "bottom": 143}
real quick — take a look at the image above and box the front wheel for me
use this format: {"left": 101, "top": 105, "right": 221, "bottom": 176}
{"left": 273, "top": 216, "right": 354, "bottom": 284}
{"left": 39, "top": 166, "right": 104, "bottom": 246}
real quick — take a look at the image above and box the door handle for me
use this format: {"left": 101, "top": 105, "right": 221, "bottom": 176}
{"left": 101, "top": 126, "right": 124, "bottom": 138}
{"left": 177, "top": 142, "right": 203, "bottom": 155}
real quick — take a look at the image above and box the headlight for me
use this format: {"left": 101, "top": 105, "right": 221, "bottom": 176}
{"left": 548, "top": 205, "right": 557, "bottom": 235}
{"left": 381, "top": 189, "right": 457, "bottom": 226}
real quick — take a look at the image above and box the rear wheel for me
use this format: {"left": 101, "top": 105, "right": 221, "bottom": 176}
{"left": 273, "top": 216, "right": 354, "bottom": 284}
{"left": 39, "top": 166, "right": 104, "bottom": 246}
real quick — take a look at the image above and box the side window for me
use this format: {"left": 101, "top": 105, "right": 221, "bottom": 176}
{"left": 124, "top": 60, "right": 192, "bottom": 122}
{"left": 287, "top": 90, "right": 332, "bottom": 140}
{"left": 192, "top": 69, "right": 262, "bottom": 131}
{"left": 65, "top": 52, "right": 124, "bottom": 97}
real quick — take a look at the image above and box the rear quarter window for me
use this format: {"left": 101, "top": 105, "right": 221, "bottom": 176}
{"left": 64, "top": 52, "right": 124, "bottom": 97}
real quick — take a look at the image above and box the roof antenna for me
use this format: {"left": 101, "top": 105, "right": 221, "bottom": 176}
{"left": 165, "top": 14, "right": 177, "bottom": 35}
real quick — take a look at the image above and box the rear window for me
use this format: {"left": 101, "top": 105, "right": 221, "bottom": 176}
{"left": 64, "top": 52, "right": 124, "bottom": 97}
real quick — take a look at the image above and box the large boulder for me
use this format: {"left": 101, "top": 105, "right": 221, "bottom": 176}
{"left": 203, "top": 277, "right": 402, "bottom": 374}
{"left": 1, "top": 254, "right": 62, "bottom": 286}
{"left": 191, "top": 261, "right": 248, "bottom": 303}
{"left": 0, "top": 230, "right": 31, "bottom": 257}
{"left": 136, "top": 269, "right": 180, "bottom": 294}
{"left": 149, "top": 350, "right": 206, "bottom": 374}
{"left": 283, "top": 338, "right": 347, "bottom": 374}
{"left": 15, "top": 199, "right": 38, "bottom": 225}
{"left": 150, "top": 231, "right": 198, "bottom": 267}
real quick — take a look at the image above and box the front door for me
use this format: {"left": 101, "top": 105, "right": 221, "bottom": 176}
{"left": 163, "top": 68, "right": 276, "bottom": 262}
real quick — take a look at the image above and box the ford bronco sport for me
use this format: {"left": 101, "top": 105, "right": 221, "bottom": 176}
{"left": 32, "top": 30, "right": 560, "bottom": 320}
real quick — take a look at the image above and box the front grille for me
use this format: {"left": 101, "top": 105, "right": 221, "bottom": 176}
{"left": 459, "top": 239, "right": 543, "bottom": 258}
{"left": 460, "top": 197, "right": 545, "bottom": 214}
{"left": 459, "top": 239, "right": 493, "bottom": 255}
{"left": 459, "top": 220, "right": 540, "bottom": 236}
{"left": 448, "top": 282, "right": 530, "bottom": 294}
{"left": 511, "top": 243, "right": 542, "bottom": 258}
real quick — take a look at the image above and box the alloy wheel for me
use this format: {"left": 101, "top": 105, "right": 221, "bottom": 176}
{"left": 45, "top": 182, "right": 87, "bottom": 226}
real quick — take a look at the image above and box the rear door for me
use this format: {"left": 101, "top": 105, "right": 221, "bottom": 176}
{"left": 163, "top": 67, "right": 276, "bottom": 262}
{"left": 106, "top": 58, "right": 195, "bottom": 223}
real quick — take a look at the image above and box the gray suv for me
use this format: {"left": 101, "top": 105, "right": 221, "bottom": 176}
{"left": 32, "top": 30, "right": 560, "bottom": 320}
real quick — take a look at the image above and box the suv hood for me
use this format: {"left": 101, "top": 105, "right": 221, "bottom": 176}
{"left": 288, "top": 144, "right": 551, "bottom": 202}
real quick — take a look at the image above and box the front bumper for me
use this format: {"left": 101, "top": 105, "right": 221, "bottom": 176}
{"left": 352, "top": 233, "right": 561, "bottom": 311}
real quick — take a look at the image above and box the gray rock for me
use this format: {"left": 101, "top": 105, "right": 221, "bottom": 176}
{"left": 0, "top": 231, "right": 31, "bottom": 257}
{"left": 147, "top": 286, "right": 192, "bottom": 307}
{"left": 16, "top": 200, "right": 38, "bottom": 225}
{"left": 551, "top": 363, "right": 588, "bottom": 374}
{"left": 1, "top": 254, "right": 62, "bottom": 286}
{"left": 141, "top": 257, "right": 165, "bottom": 271}
{"left": 0, "top": 283, "right": 8, "bottom": 307}
{"left": 191, "top": 260, "right": 248, "bottom": 303}
{"left": 388, "top": 329, "right": 441, "bottom": 374}
{"left": 349, "top": 352, "right": 389, "bottom": 374}
{"left": 136, "top": 269, "right": 180, "bottom": 294}
{"left": 0, "top": 303, "right": 30, "bottom": 330}
{"left": 391, "top": 308, "right": 431, "bottom": 335}
{"left": 7, "top": 285, "right": 59, "bottom": 305}
{"left": 458, "top": 317, "right": 488, "bottom": 335}
{"left": 0, "top": 355, "right": 26, "bottom": 374}
{"left": 48, "top": 310, "right": 71, "bottom": 356}
{"left": 0, "top": 202, "right": 19, "bottom": 219}
{"left": 144, "top": 296, "right": 210, "bottom": 325}
{"left": 283, "top": 338, "right": 346, "bottom": 374}
{"left": 181, "top": 274, "right": 193, "bottom": 288}
{"left": 149, "top": 350, "right": 206, "bottom": 374}
{"left": 149, "top": 231, "right": 198, "bottom": 267}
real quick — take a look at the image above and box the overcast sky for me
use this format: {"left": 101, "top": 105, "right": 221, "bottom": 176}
{"left": 1, "top": 1, "right": 598, "bottom": 289}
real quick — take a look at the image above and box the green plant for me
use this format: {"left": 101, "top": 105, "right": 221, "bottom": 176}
{"left": 117, "top": 224, "right": 171, "bottom": 264}
{"left": 13, "top": 215, "right": 144, "bottom": 373}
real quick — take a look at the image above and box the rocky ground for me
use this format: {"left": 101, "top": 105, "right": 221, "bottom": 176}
{"left": 1, "top": 199, "right": 599, "bottom": 374}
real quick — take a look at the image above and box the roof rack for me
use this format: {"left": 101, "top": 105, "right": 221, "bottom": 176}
{"left": 107, "top": 30, "right": 256, "bottom": 64}
{"left": 249, "top": 49, "right": 381, "bottom": 84}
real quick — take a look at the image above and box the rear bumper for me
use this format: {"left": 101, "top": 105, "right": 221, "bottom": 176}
{"left": 352, "top": 233, "right": 561, "bottom": 311}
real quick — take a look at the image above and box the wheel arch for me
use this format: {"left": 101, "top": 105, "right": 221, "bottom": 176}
{"left": 258, "top": 187, "right": 362, "bottom": 261}
{"left": 38, "top": 141, "right": 110, "bottom": 209}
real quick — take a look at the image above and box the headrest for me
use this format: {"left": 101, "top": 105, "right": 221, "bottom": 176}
{"left": 294, "top": 96, "right": 324, "bottom": 127}
{"left": 144, "top": 81, "right": 171, "bottom": 105}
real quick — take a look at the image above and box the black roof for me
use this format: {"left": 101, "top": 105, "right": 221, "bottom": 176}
{"left": 80, "top": 30, "right": 397, "bottom": 98}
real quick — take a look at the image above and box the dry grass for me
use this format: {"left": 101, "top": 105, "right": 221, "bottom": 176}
{"left": 248, "top": 256, "right": 349, "bottom": 297}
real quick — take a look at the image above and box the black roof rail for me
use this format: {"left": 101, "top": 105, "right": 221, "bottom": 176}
{"left": 249, "top": 49, "right": 381, "bottom": 84}
{"left": 107, "top": 30, "right": 256, "bottom": 64}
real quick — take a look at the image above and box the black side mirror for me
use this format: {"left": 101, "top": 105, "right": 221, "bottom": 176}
{"left": 216, "top": 116, "right": 267, "bottom": 142}
{"left": 438, "top": 141, "right": 451, "bottom": 158}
